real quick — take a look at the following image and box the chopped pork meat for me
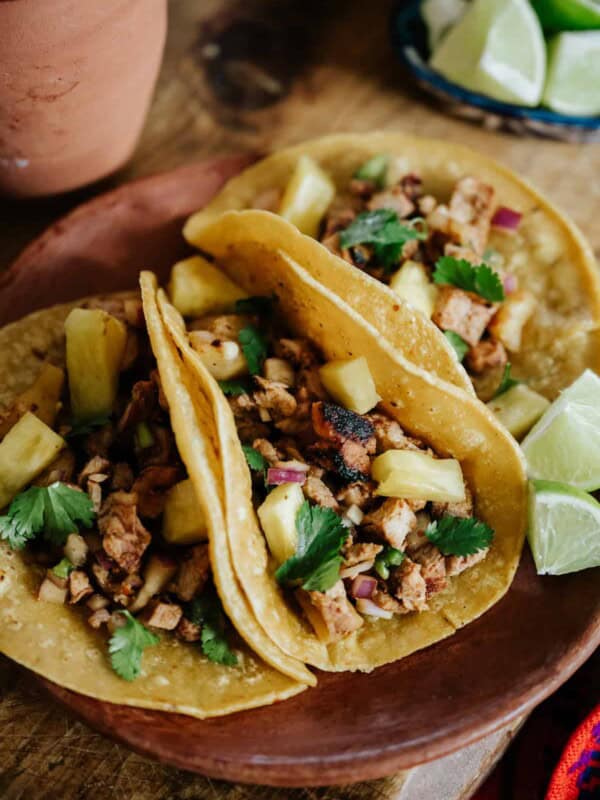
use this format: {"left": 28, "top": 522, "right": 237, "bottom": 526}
{"left": 131, "top": 465, "right": 180, "bottom": 518}
{"left": 274, "top": 338, "right": 318, "bottom": 368}
{"left": 465, "top": 339, "right": 507, "bottom": 375}
{"left": 303, "top": 474, "right": 339, "bottom": 509}
{"left": 432, "top": 286, "right": 496, "bottom": 347}
{"left": 363, "top": 498, "right": 417, "bottom": 550}
{"left": 431, "top": 485, "right": 473, "bottom": 520}
{"left": 176, "top": 617, "right": 202, "bottom": 642}
{"left": 78, "top": 456, "right": 111, "bottom": 487}
{"left": 302, "top": 580, "right": 364, "bottom": 642}
{"left": 117, "top": 380, "right": 156, "bottom": 433}
{"left": 172, "top": 544, "right": 211, "bottom": 602}
{"left": 446, "top": 548, "right": 489, "bottom": 577}
{"left": 142, "top": 600, "right": 183, "bottom": 630}
{"left": 367, "top": 185, "right": 414, "bottom": 218}
{"left": 336, "top": 481, "right": 376, "bottom": 509}
{"left": 412, "top": 544, "right": 448, "bottom": 596}
{"left": 342, "top": 541, "right": 383, "bottom": 567}
{"left": 448, "top": 176, "right": 495, "bottom": 257}
{"left": 394, "top": 558, "right": 428, "bottom": 612}
{"left": 253, "top": 376, "right": 297, "bottom": 420}
{"left": 34, "top": 450, "right": 76, "bottom": 487}
{"left": 68, "top": 570, "right": 93, "bottom": 604}
{"left": 252, "top": 438, "right": 283, "bottom": 465}
{"left": 88, "top": 607, "right": 111, "bottom": 629}
{"left": 367, "top": 413, "right": 410, "bottom": 452}
{"left": 98, "top": 492, "right": 151, "bottom": 573}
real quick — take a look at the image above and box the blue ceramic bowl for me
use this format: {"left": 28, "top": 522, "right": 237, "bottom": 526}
{"left": 390, "top": 0, "right": 600, "bottom": 142}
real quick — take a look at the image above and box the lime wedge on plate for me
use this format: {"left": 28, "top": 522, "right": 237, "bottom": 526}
{"left": 421, "top": 0, "right": 468, "bottom": 51}
{"left": 430, "top": 0, "right": 546, "bottom": 106}
{"left": 528, "top": 480, "right": 600, "bottom": 575}
{"left": 531, "top": 0, "right": 600, "bottom": 32}
{"left": 521, "top": 370, "right": 600, "bottom": 491}
{"left": 543, "top": 31, "right": 600, "bottom": 116}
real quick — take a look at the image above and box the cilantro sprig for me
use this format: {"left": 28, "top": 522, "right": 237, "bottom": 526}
{"left": 444, "top": 331, "right": 469, "bottom": 362}
{"left": 242, "top": 445, "right": 268, "bottom": 473}
{"left": 275, "top": 501, "right": 347, "bottom": 592}
{"left": 187, "top": 592, "right": 238, "bottom": 666}
{"left": 493, "top": 363, "right": 522, "bottom": 398}
{"left": 425, "top": 515, "right": 494, "bottom": 557}
{"left": 433, "top": 256, "right": 505, "bottom": 303}
{"left": 0, "top": 482, "right": 95, "bottom": 550}
{"left": 235, "top": 295, "right": 276, "bottom": 317}
{"left": 339, "top": 209, "right": 428, "bottom": 270}
{"left": 218, "top": 379, "right": 251, "bottom": 397}
{"left": 108, "top": 610, "right": 160, "bottom": 681}
{"left": 238, "top": 325, "right": 268, "bottom": 375}
{"left": 354, "top": 154, "right": 389, "bottom": 189}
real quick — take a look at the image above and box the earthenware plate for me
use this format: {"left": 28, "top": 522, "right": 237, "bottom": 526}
{"left": 2, "top": 157, "right": 599, "bottom": 786}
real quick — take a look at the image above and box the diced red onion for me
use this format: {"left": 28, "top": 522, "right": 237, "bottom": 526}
{"left": 492, "top": 206, "right": 522, "bottom": 231}
{"left": 503, "top": 273, "right": 518, "bottom": 294}
{"left": 351, "top": 574, "right": 377, "bottom": 599}
{"left": 95, "top": 550, "right": 117, "bottom": 572}
{"left": 266, "top": 468, "right": 306, "bottom": 486}
{"left": 355, "top": 597, "right": 393, "bottom": 619}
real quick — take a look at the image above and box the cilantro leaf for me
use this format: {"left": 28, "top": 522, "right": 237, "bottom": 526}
{"left": 235, "top": 295, "right": 276, "bottom": 317}
{"left": 3, "top": 483, "right": 95, "bottom": 549}
{"left": 494, "top": 363, "right": 522, "bottom": 398}
{"left": 238, "top": 325, "right": 268, "bottom": 375}
{"left": 339, "top": 210, "right": 427, "bottom": 270}
{"left": 425, "top": 515, "right": 494, "bottom": 557}
{"left": 66, "top": 414, "right": 111, "bottom": 439}
{"left": 52, "top": 557, "right": 75, "bottom": 579}
{"left": 275, "top": 501, "right": 347, "bottom": 592}
{"left": 218, "top": 379, "right": 251, "bottom": 397}
{"left": 433, "top": 256, "right": 505, "bottom": 303}
{"left": 354, "top": 154, "right": 389, "bottom": 189}
{"left": 0, "top": 515, "right": 31, "bottom": 550}
{"left": 187, "top": 592, "right": 238, "bottom": 666}
{"left": 242, "top": 445, "right": 268, "bottom": 473}
{"left": 444, "top": 331, "right": 469, "bottom": 362}
{"left": 108, "top": 610, "right": 160, "bottom": 681}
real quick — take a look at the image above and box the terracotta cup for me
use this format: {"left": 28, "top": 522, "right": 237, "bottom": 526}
{"left": 0, "top": 0, "right": 167, "bottom": 197}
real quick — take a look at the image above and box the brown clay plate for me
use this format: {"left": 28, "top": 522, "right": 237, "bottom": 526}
{"left": 2, "top": 157, "right": 599, "bottom": 787}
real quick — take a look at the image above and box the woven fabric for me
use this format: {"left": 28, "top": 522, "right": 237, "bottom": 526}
{"left": 545, "top": 706, "right": 600, "bottom": 800}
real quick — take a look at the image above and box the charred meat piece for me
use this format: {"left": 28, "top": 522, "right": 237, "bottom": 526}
{"left": 252, "top": 438, "right": 283, "bottom": 465}
{"left": 312, "top": 402, "right": 375, "bottom": 449}
{"left": 98, "top": 491, "right": 151, "bottom": 573}
{"left": 309, "top": 441, "right": 371, "bottom": 483}
{"left": 117, "top": 380, "right": 157, "bottom": 433}
{"left": 137, "top": 426, "right": 176, "bottom": 468}
{"left": 465, "top": 338, "right": 507, "bottom": 375}
{"left": 367, "top": 412, "right": 411, "bottom": 453}
{"left": 363, "top": 498, "right": 417, "bottom": 550}
{"left": 394, "top": 558, "right": 428, "bottom": 612}
{"left": 68, "top": 570, "right": 93, "bottom": 604}
{"left": 131, "top": 465, "right": 180, "bottom": 518}
{"left": 111, "top": 462, "right": 134, "bottom": 491}
{"left": 176, "top": 616, "right": 202, "bottom": 642}
{"left": 303, "top": 474, "right": 339, "bottom": 510}
{"left": 84, "top": 423, "right": 115, "bottom": 459}
{"left": 336, "top": 480, "right": 376, "bottom": 510}
{"left": 253, "top": 376, "right": 297, "bottom": 420}
{"left": 142, "top": 600, "right": 183, "bottom": 630}
{"left": 274, "top": 338, "right": 319, "bottom": 368}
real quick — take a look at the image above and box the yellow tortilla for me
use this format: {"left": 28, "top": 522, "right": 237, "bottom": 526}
{"left": 184, "top": 132, "right": 600, "bottom": 399}
{"left": 0, "top": 292, "right": 309, "bottom": 720}
{"left": 157, "top": 241, "right": 528, "bottom": 672}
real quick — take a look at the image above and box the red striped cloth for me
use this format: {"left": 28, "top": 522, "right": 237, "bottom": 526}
{"left": 473, "top": 650, "right": 599, "bottom": 800}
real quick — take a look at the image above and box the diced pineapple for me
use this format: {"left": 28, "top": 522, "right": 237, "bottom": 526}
{"left": 373, "top": 450, "right": 466, "bottom": 503}
{"left": 319, "top": 356, "right": 380, "bottom": 415}
{"left": 278, "top": 155, "right": 336, "bottom": 237}
{"left": 0, "top": 363, "right": 64, "bottom": 438}
{"left": 188, "top": 331, "right": 248, "bottom": 381}
{"left": 487, "top": 383, "right": 550, "bottom": 440}
{"left": 168, "top": 256, "right": 247, "bottom": 318}
{"left": 162, "top": 479, "right": 208, "bottom": 545}
{"left": 65, "top": 308, "right": 127, "bottom": 421}
{"left": 0, "top": 412, "right": 64, "bottom": 509}
{"left": 488, "top": 290, "right": 536, "bottom": 352}
{"left": 389, "top": 261, "right": 438, "bottom": 318}
{"left": 257, "top": 482, "right": 304, "bottom": 565}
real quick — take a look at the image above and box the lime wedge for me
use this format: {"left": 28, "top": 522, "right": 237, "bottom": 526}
{"left": 521, "top": 370, "right": 600, "bottom": 491}
{"left": 430, "top": 0, "right": 546, "bottom": 107}
{"left": 532, "top": 0, "right": 600, "bottom": 32}
{"left": 528, "top": 480, "right": 600, "bottom": 575}
{"left": 421, "top": 0, "right": 468, "bottom": 51}
{"left": 543, "top": 31, "right": 600, "bottom": 116}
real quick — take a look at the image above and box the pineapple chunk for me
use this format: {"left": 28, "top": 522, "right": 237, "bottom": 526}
{"left": 129, "top": 553, "right": 178, "bottom": 612}
{"left": 488, "top": 290, "right": 536, "bottom": 352}
{"left": 373, "top": 450, "right": 466, "bottom": 503}
{"left": 188, "top": 331, "right": 248, "bottom": 381}
{"left": 0, "top": 363, "right": 64, "bottom": 438}
{"left": 65, "top": 308, "right": 127, "bottom": 421}
{"left": 162, "top": 479, "right": 208, "bottom": 545}
{"left": 319, "top": 356, "right": 380, "bottom": 415}
{"left": 389, "top": 260, "right": 438, "bottom": 318}
{"left": 0, "top": 412, "right": 64, "bottom": 509}
{"left": 257, "top": 482, "right": 304, "bottom": 566}
{"left": 487, "top": 383, "right": 550, "bottom": 440}
{"left": 278, "top": 155, "right": 336, "bottom": 237}
{"left": 169, "top": 255, "right": 247, "bottom": 318}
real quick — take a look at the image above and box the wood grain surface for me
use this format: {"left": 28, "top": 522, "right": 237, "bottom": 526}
{"left": 1, "top": 1, "right": 598, "bottom": 798}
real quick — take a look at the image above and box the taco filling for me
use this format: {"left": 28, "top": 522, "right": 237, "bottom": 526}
{"left": 177, "top": 293, "right": 495, "bottom": 643}
{"left": 0, "top": 295, "right": 239, "bottom": 680}
{"left": 258, "top": 154, "right": 537, "bottom": 398}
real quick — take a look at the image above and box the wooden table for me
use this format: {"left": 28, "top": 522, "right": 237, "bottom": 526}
{"left": 1, "top": 1, "right": 598, "bottom": 797}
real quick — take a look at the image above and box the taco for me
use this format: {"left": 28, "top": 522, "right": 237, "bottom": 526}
{"left": 183, "top": 133, "right": 600, "bottom": 412}
{"left": 0, "top": 290, "right": 313, "bottom": 720}
{"left": 150, "top": 225, "right": 528, "bottom": 672}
